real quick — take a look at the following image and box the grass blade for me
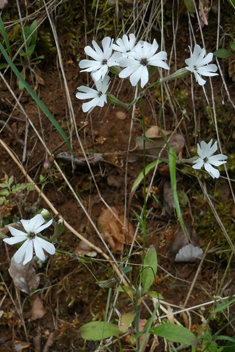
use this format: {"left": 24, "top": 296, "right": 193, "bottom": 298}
{"left": 0, "top": 42, "right": 74, "bottom": 156}
{"left": 169, "top": 147, "right": 187, "bottom": 240}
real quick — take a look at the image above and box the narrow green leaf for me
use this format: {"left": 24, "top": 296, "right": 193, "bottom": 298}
{"left": 214, "top": 49, "right": 232, "bottom": 58}
{"left": 131, "top": 160, "right": 158, "bottom": 192}
{"left": 214, "top": 297, "right": 235, "bottom": 313}
{"left": 140, "top": 246, "right": 158, "bottom": 294}
{"left": 230, "top": 41, "right": 235, "bottom": 51}
{"left": 184, "top": 0, "right": 195, "bottom": 13}
{"left": 221, "top": 337, "right": 235, "bottom": 352}
{"left": 122, "top": 266, "right": 132, "bottom": 274}
{"left": 150, "top": 323, "right": 197, "bottom": 345}
{"left": 227, "top": 0, "right": 235, "bottom": 6}
{"left": 80, "top": 322, "right": 122, "bottom": 341}
{"left": 0, "top": 42, "right": 74, "bottom": 156}
{"left": 0, "top": 16, "right": 11, "bottom": 55}
{"left": 148, "top": 291, "right": 163, "bottom": 299}
{"left": 169, "top": 147, "right": 187, "bottom": 240}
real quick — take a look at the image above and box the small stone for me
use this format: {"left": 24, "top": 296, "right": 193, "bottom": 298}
{"left": 116, "top": 111, "right": 127, "bottom": 120}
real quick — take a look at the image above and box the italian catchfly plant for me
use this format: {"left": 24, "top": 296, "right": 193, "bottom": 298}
{"left": 185, "top": 44, "right": 218, "bottom": 86}
{"left": 4, "top": 213, "right": 55, "bottom": 265}
{"left": 192, "top": 139, "right": 227, "bottom": 178}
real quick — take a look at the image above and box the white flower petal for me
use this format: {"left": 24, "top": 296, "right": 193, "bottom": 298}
{"left": 129, "top": 65, "right": 143, "bottom": 86}
{"left": 84, "top": 45, "right": 102, "bottom": 61}
{"left": 3, "top": 236, "right": 26, "bottom": 245}
{"left": 35, "top": 237, "right": 56, "bottom": 255}
{"left": 140, "top": 66, "right": 149, "bottom": 88}
{"left": 119, "top": 64, "right": 139, "bottom": 79}
{"left": 35, "top": 218, "right": 53, "bottom": 235}
{"left": 13, "top": 239, "right": 32, "bottom": 264}
{"left": 29, "top": 214, "right": 46, "bottom": 233}
{"left": 192, "top": 158, "right": 204, "bottom": 169}
{"left": 195, "top": 72, "right": 206, "bottom": 86}
{"left": 7, "top": 226, "right": 27, "bottom": 238}
{"left": 79, "top": 60, "right": 102, "bottom": 71}
{"left": 102, "top": 37, "right": 113, "bottom": 59}
{"left": 92, "top": 40, "right": 105, "bottom": 59}
{"left": 204, "top": 162, "right": 220, "bottom": 178}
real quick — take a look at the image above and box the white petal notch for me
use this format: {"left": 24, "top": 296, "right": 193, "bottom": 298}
{"left": 4, "top": 213, "right": 55, "bottom": 265}
{"left": 185, "top": 44, "right": 218, "bottom": 86}
{"left": 192, "top": 139, "right": 227, "bottom": 179}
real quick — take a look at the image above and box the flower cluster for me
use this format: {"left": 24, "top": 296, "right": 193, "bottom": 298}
{"left": 76, "top": 34, "right": 169, "bottom": 112}
{"left": 76, "top": 34, "right": 218, "bottom": 112}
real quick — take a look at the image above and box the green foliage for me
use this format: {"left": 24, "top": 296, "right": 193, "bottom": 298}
{"left": 140, "top": 246, "right": 158, "bottom": 294}
{"left": 80, "top": 321, "right": 122, "bottom": 341}
{"left": 150, "top": 322, "right": 198, "bottom": 346}
{"left": 0, "top": 174, "right": 34, "bottom": 225}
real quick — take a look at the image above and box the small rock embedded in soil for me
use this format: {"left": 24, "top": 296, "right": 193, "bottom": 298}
{"left": 116, "top": 111, "right": 127, "bottom": 120}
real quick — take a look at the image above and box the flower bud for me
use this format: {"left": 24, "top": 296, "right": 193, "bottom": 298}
{"left": 107, "top": 94, "right": 129, "bottom": 109}
{"left": 108, "top": 66, "right": 122, "bottom": 75}
{"left": 55, "top": 218, "right": 64, "bottom": 236}
{"left": 159, "top": 68, "right": 191, "bottom": 83}
{"left": 41, "top": 209, "right": 52, "bottom": 221}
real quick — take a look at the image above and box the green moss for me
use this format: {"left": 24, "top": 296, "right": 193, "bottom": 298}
{"left": 194, "top": 195, "right": 234, "bottom": 259}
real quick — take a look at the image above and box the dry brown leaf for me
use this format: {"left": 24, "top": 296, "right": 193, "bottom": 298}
{"left": 31, "top": 296, "right": 47, "bottom": 320}
{"left": 9, "top": 258, "right": 40, "bottom": 294}
{"left": 163, "top": 181, "right": 175, "bottom": 215}
{"left": 228, "top": 58, "right": 235, "bottom": 82}
{"left": 139, "top": 319, "right": 150, "bottom": 352}
{"left": 42, "top": 332, "right": 55, "bottom": 352}
{"left": 98, "top": 206, "right": 135, "bottom": 252}
{"left": 169, "top": 225, "right": 203, "bottom": 262}
{"left": 129, "top": 126, "right": 184, "bottom": 162}
{"left": 74, "top": 240, "right": 97, "bottom": 258}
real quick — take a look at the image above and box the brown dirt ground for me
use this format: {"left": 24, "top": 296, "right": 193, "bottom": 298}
{"left": 1, "top": 1, "right": 235, "bottom": 352}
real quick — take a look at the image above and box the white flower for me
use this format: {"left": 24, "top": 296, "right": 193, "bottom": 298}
{"left": 185, "top": 44, "right": 218, "bottom": 86}
{"left": 118, "top": 39, "right": 169, "bottom": 88}
{"left": 112, "top": 33, "right": 137, "bottom": 57}
{"left": 193, "top": 139, "right": 227, "bottom": 178}
{"left": 4, "top": 214, "right": 55, "bottom": 265}
{"left": 76, "top": 75, "right": 110, "bottom": 112}
{"left": 79, "top": 37, "right": 120, "bottom": 81}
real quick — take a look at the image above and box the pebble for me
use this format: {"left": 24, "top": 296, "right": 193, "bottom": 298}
{"left": 116, "top": 111, "right": 127, "bottom": 120}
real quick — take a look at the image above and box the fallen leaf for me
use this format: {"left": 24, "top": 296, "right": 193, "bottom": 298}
{"left": 9, "top": 258, "right": 40, "bottom": 294}
{"left": 169, "top": 225, "right": 204, "bottom": 262}
{"left": 129, "top": 126, "right": 184, "bottom": 162}
{"left": 107, "top": 175, "right": 123, "bottom": 188}
{"left": 31, "top": 296, "right": 47, "bottom": 320}
{"left": 118, "top": 312, "right": 135, "bottom": 332}
{"left": 74, "top": 240, "right": 97, "bottom": 258}
{"left": 139, "top": 319, "right": 150, "bottom": 352}
{"left": 175, "top": 244, "right": 203, "bottom": 262}
{"left": 98, "top": 206, "right": 135, "bottom": 252}
{"left": 163, "top": 181, "right": 175, "bottom": 215}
